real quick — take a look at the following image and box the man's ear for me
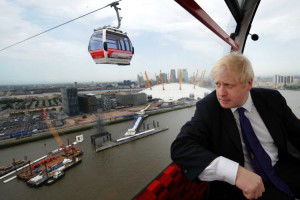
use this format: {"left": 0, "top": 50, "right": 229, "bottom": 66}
{"left": 248, "top": 79, "right": 253, "bottom": 88}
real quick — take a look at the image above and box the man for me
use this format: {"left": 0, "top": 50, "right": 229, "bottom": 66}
{"left": 171, "top": 53, "right": 300, "bottom": 200}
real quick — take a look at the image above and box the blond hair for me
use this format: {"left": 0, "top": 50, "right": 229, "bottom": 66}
{"left": 210, "top": 53, "right": 254, "bottom": 83}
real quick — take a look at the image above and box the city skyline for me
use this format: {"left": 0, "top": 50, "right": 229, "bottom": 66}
{"left": 1, "top": 0, "right": 300, "bottom": 84}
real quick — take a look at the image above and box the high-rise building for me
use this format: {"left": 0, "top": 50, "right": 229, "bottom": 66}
{"left": 78, "top": 94, "right": 97, "bottom": 113}
{"left": 137, "top": 74, "right": 144, "bottom": 87}
{"left": 162, "top": 73, "right": 168, "bottom": 83}
{"left": 170, "top": 69, "right": 176, "bottom": 83}
{"left": 61, "top": 87, "right": 79, "bottom": 116}
{"left": 182, "top": 69, "right": 188, "bottom": 82}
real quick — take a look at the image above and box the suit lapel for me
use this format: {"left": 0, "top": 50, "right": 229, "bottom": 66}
{"left": 221, "top": 108, "right": 244, "bottom": 154}
{"left": 251, "top": 90, "right": 284, "bottom": 150}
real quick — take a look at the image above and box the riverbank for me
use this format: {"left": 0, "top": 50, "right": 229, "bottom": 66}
{"left": 0, "top": 104, "right": 195, "bottom": 149}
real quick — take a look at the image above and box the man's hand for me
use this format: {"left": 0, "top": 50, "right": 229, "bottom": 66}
{"left": 235, "top": 166, "right": 265, "bottom": 199}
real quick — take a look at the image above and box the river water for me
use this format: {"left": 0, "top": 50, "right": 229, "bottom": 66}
{"left": 0, "top": 90, "right": 299, "bottom": 200}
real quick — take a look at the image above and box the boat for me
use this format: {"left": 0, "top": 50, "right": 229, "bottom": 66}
{"left": 27, "top": 173, "right": 48, "bottom": 187}
{"left": 17, "top": 144, "right": 82, "bottom": 187}
{"left": 46, "top": 170, "right": 65, "bottom": 185}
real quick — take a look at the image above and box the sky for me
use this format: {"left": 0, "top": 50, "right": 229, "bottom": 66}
{"left": 0, "top": 0, "right": 300, "bottom": 85}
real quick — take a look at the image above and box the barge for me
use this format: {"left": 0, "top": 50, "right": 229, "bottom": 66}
{"left": 17, "top": 144, "right": 82, "bottom": 187}
{"left": 0, "top": 159, "right": 30, "bottom": 177}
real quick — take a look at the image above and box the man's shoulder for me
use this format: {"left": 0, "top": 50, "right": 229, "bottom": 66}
{"left": 251, "top": 88, "right": 281, "bottom": 99}
{"left": 196, "top": 90, "right": 219, "bottom": 108}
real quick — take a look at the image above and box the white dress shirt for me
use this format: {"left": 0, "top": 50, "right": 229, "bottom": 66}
{"left": 198, "top": 93, "right": 279, "bottom": 185}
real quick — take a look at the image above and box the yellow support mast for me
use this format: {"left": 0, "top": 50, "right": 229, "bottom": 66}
{"left": 160, "top": 70, "right": 165, "bottom": 90}
{"left": 144, "top": 71, "right": 152, "bottom": 90}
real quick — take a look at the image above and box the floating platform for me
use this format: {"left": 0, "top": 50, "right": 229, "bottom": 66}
{"left": 0, "top": 160, "right": 30, "bottom": 177}
{"left": 16, "top": 145, "right": 83, "bottom": 187}
{"left": 95, "top": 127, "right": 168, "bottom": 152}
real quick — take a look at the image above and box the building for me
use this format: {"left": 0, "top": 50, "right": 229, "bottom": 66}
{"left": 78, "top": 94, "right": 97, "bottom": 113}
{"left": 116, "top": 93, "right": 147, "bottom": 106}
{"left": 162, "top": 73, "right": 168, "bottom": 83}
{"left": 61, "top": 88, "right": 79, "bottom": 116}
{"left": 182, "top": 69, "right": 188, "bottom": 83}
{"left": 97, "top": 95, "right": 114, "bottom": 111}
{"left": 274, "top": 75, "right": 294, "bottom": 85}
{"left": 137, "top": 74, "right": 144, "bottom": 87}
{"left": 170, "top": 69, "right": 176, "bottom": 83}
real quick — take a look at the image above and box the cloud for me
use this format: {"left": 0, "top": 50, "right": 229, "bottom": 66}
{"left": 251, "top": 0, "right": 300, "bottom": 42}
{"left": 1, "top": 0, "right": 300, "bottom": 84}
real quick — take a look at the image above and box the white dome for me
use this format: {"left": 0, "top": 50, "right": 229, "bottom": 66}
{"left": 140, "top": 83, "right": 211, "bottom": 102}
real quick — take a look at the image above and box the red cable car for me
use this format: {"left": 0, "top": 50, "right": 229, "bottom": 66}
{"left": 88, "top": 26, "right": 134, "bottom": 65}
{"left": 88, "top": 2, "right": 134, "bottom": 65}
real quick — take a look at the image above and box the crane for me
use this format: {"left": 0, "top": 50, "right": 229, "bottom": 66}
{"left": 40, "top": 109, "right": 64, "bottom": 147}
{"left": 144, "top": 71, "right": 152, "bottom": 90}
{"left": 179, "top": 69, "right": 182, "bottom": 90}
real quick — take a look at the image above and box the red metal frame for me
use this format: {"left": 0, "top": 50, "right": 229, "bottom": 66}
{"left": 175, "top": 0, "right": 239, "bottom": 51}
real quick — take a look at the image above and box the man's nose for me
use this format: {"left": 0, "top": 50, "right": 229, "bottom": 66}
{"left": 218, "top": 85, "right": 227, "bottom": 96}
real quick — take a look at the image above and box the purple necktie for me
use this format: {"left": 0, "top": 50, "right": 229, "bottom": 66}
{"left": 237, "top": 107, "right": 294, "bottom": 197}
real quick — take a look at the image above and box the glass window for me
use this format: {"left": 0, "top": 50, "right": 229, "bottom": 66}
{"left": 88, "top": 32, "right": 103, "bottom": 51}
{"left": 123, "top": 38, "right": 130, "bottom": 51}
{"left": 196, "top": 0, "right": 237, "bottom": 34}
{"left": 118, "top": 39, "right": 125, "bottom": 50}
{"left": 106, "top": 31, "right": 131, "bottom": 50}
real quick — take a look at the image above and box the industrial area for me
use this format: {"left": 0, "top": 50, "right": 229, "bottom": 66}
{"left": 0, "top": 69, "right": 210, "bottom": 144}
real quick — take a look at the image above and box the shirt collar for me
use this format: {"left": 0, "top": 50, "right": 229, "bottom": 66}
{"left": 231, "top": 92, "right": 253, "bottom": 113}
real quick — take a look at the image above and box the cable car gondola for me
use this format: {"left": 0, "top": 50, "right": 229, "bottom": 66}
{"left": 88, "top": 26, "right": 134, "bottom": 65}
{"left": 88, "top": 2, "right": 134, "bottom": 65}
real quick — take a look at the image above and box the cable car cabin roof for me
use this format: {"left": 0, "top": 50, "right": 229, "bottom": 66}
{"left": 94, "top": 26, "right": 128, "bottom": 36}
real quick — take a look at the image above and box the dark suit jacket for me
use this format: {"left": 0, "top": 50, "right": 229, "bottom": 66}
{"left": 171, "top": 88, "right": 300, "bottom": 199}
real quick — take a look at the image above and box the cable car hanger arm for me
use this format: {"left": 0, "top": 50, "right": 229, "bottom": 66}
{"left": 111, "top": 2, "right": 122, "bottom": 29}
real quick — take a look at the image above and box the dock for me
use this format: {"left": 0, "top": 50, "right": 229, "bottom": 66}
{"left": 95, "top": 127, "right": 168, "bottom": 152}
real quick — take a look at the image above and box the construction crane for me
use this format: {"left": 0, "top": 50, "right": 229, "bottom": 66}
{"left": 144, "top": 71, "right": 152, "bottom": 90}
{"left": 159, "top": 70, "right": 165, "bottom": 90}
{"left": 40, "top": 109, "right": 64, "bottom": 147}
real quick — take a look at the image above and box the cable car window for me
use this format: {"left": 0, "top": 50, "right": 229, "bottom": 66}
{"left": 107, "top": 39, "right": 118, "bottom": 49}
{"left": 118, "top": 39, "right": 125, "bottom": 50}
{"left": 106, "top": 31, "right": 131, "bottom": 51}
{"left": 88, "top": 32, "right": 103, "bottom": 51}
{"left": 123, "top": 38, "right": 131, "bottom": 51}
{"left": 106, "top": 33, "right": 122, "bottom": 49}
{"left": 198, "top": 0, "right": 237, "bottom": 34}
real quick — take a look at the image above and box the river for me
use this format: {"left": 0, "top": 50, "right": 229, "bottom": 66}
{"left": 0, "top": 90, "right": 299, "bottom": 200}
